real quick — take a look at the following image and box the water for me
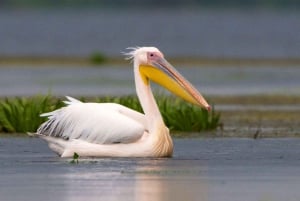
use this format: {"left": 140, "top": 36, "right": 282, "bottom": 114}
{"left": 1, "top": 65, "right": 299, "bottom": 96}
{"left": 0, "top": 137, "right": 300, "bottom": 201}
{"left": 0, "top": 9, "right": 299, "bottom": 58}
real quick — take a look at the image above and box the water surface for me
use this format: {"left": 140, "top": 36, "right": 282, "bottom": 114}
{"left": 0, "top": 137, "right": 300, "bottom": 201}
{"left": 1, "top": 65, "right": 300, "bottom": 96}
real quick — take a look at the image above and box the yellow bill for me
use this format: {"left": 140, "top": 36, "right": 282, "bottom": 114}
{"left": 139, "top": 58, "right": 210, "bottom": 110}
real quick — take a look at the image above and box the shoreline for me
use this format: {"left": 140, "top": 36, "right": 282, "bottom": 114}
{"left": 1, "top": 56, "right": 300, "bottom": 67}
{"left": 210, "top": 95, "right": 300, "bottom": 138}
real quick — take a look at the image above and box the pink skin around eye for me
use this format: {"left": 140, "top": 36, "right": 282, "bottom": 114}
{"left": 147, "top": 52, "right": 164, "bottom": 63}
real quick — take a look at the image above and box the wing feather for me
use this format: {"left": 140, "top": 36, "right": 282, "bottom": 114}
{"left": 37, "top": 97, "right": 147, "bottom": 144}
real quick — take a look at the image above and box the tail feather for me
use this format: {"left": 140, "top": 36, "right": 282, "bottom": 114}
{"left": 40, "top": 96, "right": 81, "bottom": 118}
{"left": 64, "top": 96, "right": 82, "bottom": 105}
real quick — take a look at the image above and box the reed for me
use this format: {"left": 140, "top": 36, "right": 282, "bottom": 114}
{"left": 0, "top": 95, "right": 220, "bottom": 134}
{"left": 0, "top": 95, "right": 63, "bottom": 133}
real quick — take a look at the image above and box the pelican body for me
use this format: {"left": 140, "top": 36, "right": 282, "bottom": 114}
{"left": 36, "top": 47, "right": 210, "bottom": 157}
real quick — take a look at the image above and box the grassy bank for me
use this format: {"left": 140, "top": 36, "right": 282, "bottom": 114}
{"left": 0, "top": 95, "right": 220, "bottom": 134}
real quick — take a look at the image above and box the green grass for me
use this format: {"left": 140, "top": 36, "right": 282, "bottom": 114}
{"left": 0, "top": 95, "right": 64, "bottom": 133}
{"left": 0, "top": 95, "right": 221, "bottom": 134}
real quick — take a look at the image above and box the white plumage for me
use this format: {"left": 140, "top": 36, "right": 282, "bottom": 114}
{"left": 38, "top": 96, "right": 147, "bottom": 144}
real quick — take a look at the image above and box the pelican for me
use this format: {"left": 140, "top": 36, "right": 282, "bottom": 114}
{"left": 35, "top": 47, "right": 210, "bottom": 157}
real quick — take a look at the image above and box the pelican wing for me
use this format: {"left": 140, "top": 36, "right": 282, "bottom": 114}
{"left": 37, "top": 97, "right": 147, "bottom": 144}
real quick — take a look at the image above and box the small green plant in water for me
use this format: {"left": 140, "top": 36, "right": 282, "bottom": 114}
{"left": 70, "top": 152, "right": 80, "bottom": 164}
{"left": 90, "top": 52, "right": 107, "bottom": 64}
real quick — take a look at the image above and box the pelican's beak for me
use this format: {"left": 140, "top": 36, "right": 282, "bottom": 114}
{"left": 139, "top": 57, "right": 211, "bottom": 110}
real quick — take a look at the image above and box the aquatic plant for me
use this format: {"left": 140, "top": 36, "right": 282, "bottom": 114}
{"left": 89, "top": 51, "right": 107, "bottom": 64}
{"left": 70, "top": 152, "right": 80, "bottom": 164}
{"left": 0, "top": 95, "right": 220, "bottom": 134}
{"left": 0, "top": 95, "right": 63, "bottom": 133}
{"left": 159, "top": 98, "right": 220, "bottom": 132}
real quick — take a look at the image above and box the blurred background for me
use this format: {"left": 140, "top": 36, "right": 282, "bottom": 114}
{"left": 0, "top": 0, "right": 299, "bottom": 58}
{"left": 0, "top": 0, "right": 299, "bottom": 97}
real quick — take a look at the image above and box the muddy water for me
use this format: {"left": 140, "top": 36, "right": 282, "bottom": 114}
{"left": 0, "top": 137, "right": 300, "bottom": 201}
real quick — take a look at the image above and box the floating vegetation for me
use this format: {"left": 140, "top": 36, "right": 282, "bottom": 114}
{"left": 70, "top": 152, "right": 80, "bottom": 164}
{"left": 89, "top": 51, "right": 107, "bottom": 64}
{"left": 0, "top": 95, "right": 221, "bottom": 134}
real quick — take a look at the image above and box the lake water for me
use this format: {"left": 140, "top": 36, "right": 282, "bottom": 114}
{"left": 0, "top": 9, "right": 299, "bottom": 58}
{"left": 0, "top": 137, "right": 300, "bottom": 201}
{"left": 1, "top": 65, "right": 299, "bottom": 97}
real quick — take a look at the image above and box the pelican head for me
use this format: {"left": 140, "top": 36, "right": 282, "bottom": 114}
{"left": 126, "top": 47, "right": 210, "bottom": 110}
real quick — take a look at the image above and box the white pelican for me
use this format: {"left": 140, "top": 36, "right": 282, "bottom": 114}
{"left": 35, "top": 47, "right": 210, "bottom": 157}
